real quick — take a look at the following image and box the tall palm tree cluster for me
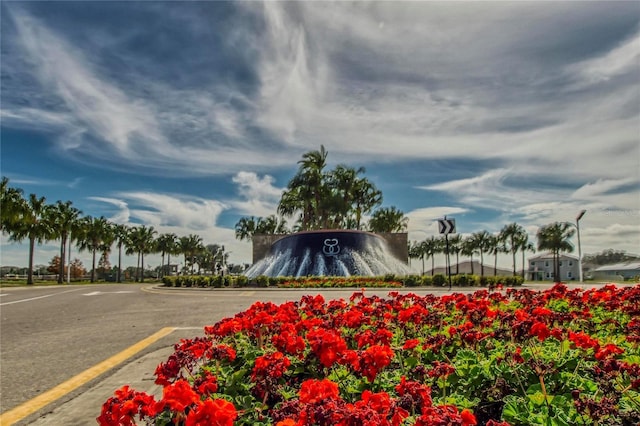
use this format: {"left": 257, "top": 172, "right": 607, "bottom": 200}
{"left": 1, "top": 177, "right": 228, "bottom": 284}
{"left": 235, "top": 146, "right": 408, "bottom": 241}
{"left": 409, "top": 222, "right": 573, "bottom": 280}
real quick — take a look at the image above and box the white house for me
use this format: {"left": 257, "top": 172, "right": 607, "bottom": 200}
{"left": 528, "top": 253, "right": 580, "bottom": 281}
{"left": 590, "top": 262, "right": 640, "bottom": 281}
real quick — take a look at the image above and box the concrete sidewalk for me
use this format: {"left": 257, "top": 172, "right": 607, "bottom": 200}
{"left": 16, "top": 346, "right": 174, "bottom": 426}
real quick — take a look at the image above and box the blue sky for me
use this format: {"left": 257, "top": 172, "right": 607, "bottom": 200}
{"left": 1, "top": 1, "right": 639, "bottom": 271}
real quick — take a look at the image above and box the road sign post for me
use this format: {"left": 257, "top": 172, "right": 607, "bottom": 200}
{"left": 438, "top": 217, "right": 456, "bottom": 289}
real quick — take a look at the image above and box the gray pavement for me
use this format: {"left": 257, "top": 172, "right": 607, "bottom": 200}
{"left": 15, "top": 346, "right": 173, "bottom": 426}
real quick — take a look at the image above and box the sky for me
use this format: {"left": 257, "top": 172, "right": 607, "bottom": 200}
{"left": 1, "top": 1, "right": 639, "bottom": 273}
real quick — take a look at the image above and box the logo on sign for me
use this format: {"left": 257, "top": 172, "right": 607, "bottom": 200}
{"left": 322, "top": 238, "right": 340, "bottom": 257}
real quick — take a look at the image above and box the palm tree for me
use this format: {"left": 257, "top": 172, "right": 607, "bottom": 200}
{"left": 488, "top": 234, "right": 507, "bottom": 276}
{"left": 500, "top": 223, "right": 527, "bottom": 277}
{"left": 515, "top": 233, "right": 536, "bottom": 279}
{"left": 156, "top": 233, "right": 178, "bottom": 278}
{"left": 408, "top": 241, "right": 423, "bottom": 273}
{"left": 421, "top": 236, "right": 441, "bottom": 276}
{"left": 77, "top": 216, "right": 111, "bottom": 283}
{"left": 49, "top": 200, "right": 82, "bottom": 283}
{"left": 470, "top": 231, "right": 492, "bottom": 278}
{"left": 179, "top": 234, "right": 204, "bottom": 275}
{"left": 536, "top": 222, "right": 575, "bottom": 283}
{"left": 351, "top": 177, "right": 382, "bottom": 230}
{"left": 8, "top": 194, "right": 53, "bottom": 284}
{"left": 255, "top": 215, "right": 288, "bottom": 235}
{"left": 112, "top": 224, "right": 130, "bottom": 282}
{"left": 128, "top": 225, "right": 157, "bottom": 282}
{"left": 447, "top": 234, "right": 462, "bottom": 274}
{"left": 0, "top": 177, "right": 25, "bottom": 235}
{"left": 368, "top": 206, "right": 408, "bottom": 233}
{"left": 234, "top": 217, "right": 256, "bottom": 241}
{"left": 461, "top": 236, "right": 478, "bottom": 275}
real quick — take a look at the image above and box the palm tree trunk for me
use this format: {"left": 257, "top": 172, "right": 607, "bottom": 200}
{"left": 421, "top": 255, "right": 425, "bottom": 275}
{"left": 521, "top": 250, "right": 525, "bottom": 279}
{"left": 59, "top": 233, "right": 67, "bottom": 284}
{"left": 431, "top": 256, "right": 435, "bottom": 276}
{"left": 470, "top": 254, "right": 474, "bottom": 275}
{"left": 456, "top": 253, "right": 460, "bottom": 275}
{"left": 136, "top": 252, "right": 141, "bottom": 282}
{"left": 91, "top": 248, "right": 97, "bottom": 283}
{"left": 160, "top": 252, "right": 165, "bottom": 279}
{"left": 494, "top": 253, "right": 498, "bottom": 276}
{"left": 117, "top": 243, "right": 122, "bottom": 283}
{"left": 480, "top": 252, "right": 484, "bottom": 278}
{"left": 141, "top": 253, "right": 145, "bottom": 283}
{"left": 27, "top": 237, "right": 35, "bottom": 285}
{"left": 167, "top": 253, "right": 171, "bottom": 276}
{"left": 512, "top": 249, "right": 517, "bottom": 276}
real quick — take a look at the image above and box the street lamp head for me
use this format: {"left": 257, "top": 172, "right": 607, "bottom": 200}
{"left": 576, "top": 209, "right": 587, "bottom": 222}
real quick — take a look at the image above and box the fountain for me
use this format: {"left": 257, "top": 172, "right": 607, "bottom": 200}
{"left": 244, "top": 230, "right": 410, "bottom": 278}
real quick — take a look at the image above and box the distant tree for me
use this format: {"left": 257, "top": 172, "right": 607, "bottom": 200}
{"left": 48, "top": 200, "right": 82, "bottom": 283}
{"left": 537, "top": 222, "right": 575, "bottom": 283}
{"left": 8, "top": 194, "right": 53, "bottom": 284}
{"left": 421, "top": 236, "right": 441, "bottom": 276}
{"left": 77, "top": 216, "right": 111, "bottom": 283}
{"left": 128, "top": 225, "right": 157, "bottom": 282}
{"left": 461, "top": 236, "right": 477, "bottom": 275}
{"left": 448, "top": 234, "right": 462, "bottom": 274}
{"left": 112, "top": 224, "right": 130, "bottom": 282}
{"left": 234, "top": 217, "right": 256, "bottom": 241}
{"left": 500, "top": 223, "right": 527, "bottom": 277}
{"left": 582, "top": 249, "right": 639, "bottom": 266}
{"left": 47, "top": 255, "right": 61, "bottom": 275}
{"left": 179, "top": 234, "right": 204, "bottom": 275}
{"left": 368, "top": 206, "right": 408, "bottom": 233}
{"left": 69, "top": 258, "right": 86, "bottom": 279}
{"left": 156, "top": 233, "right": 178, "bottom": 278}
{"left": 488, "top": 234, "right": 507, "bottom": 276}
{"left": 469, "top": 231, "right": 492, "bottom": 278}
{"left": 97, "top": 252, "right": 112, "bottom": 280}
{"left": 0, "top": 177, "right": 25, "bottom": 235}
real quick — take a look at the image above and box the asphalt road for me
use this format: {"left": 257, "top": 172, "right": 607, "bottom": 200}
{"left": 0, "top": 281, "right": 631, "bottom": 424}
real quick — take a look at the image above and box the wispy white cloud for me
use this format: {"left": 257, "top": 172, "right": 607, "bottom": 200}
{"left": 228, "top": 172, "right": 283, "bottom": 218}
{"left": 568, "top": 29, "right": 640, "bottom": 85}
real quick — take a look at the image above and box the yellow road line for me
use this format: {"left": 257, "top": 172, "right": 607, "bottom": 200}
{"left": 0, "top": 327, "right": 176, "bottom": 425}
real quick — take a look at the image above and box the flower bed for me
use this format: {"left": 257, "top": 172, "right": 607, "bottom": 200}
{"left": 99, "top": 284, "right": 640, "bottom": 425}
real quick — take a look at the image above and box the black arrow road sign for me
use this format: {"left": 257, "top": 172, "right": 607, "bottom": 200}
{"left": 438, "top": 218, "right": 456, "bottom": 235}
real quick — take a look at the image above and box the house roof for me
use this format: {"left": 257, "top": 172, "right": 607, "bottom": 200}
{"left": 528, "top": 252, "right": 578, "bottom": 261}
{"left": 593, "top": 262, "right": 640, "bottom": 272}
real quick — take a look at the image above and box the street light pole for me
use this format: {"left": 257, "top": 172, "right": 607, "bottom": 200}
{"left": 576, "top": 209, "right": 586, "bottom": 282}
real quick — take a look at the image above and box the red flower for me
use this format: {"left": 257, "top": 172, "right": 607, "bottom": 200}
{"left": 359, "top": 345, "right": 394, "bottom": 382}
{"left": 185, "top": 398, "right": 237, "bottom": 426}
{"left": 252, "top": 351, "right": 291, "bottom": 381}
{"left": 158, "top": 379, "right": 200, "bottom": 412}
{"left": 194, "top": 370, "right": 218, "bottom": 395}
{"left": 403, "top": 338, "right": 420, "bottom": 350}
{"left": 595, "top": 343, "right": 624, "bottom": 360}
{"left": 568, "top": 331, "right": 600, "bottom": 350}
{"left": 299, "top": 378, "right": 340, "bottom": 404}
{"left": 460, "top": 408, "right": 478, "bottom": 425}
{"left": 530, "top": 321, "right": 550, "bottom": 341}
{"left": 307, "top": 328, "right": 349, "bottom": 368}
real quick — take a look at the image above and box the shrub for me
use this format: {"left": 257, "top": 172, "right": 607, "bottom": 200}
{"left": 432, "top": 273, "right": 447, "bottom": 287}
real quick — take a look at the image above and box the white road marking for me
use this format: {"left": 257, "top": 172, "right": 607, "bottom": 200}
{"left": 0, "top": 289, "right": 81, "bottom": 306}
{"left": 82, "top": 291, "right": 135, "bottom": 296}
